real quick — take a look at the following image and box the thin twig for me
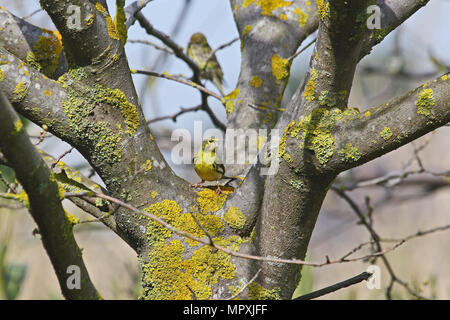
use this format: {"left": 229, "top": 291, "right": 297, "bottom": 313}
{"left": 22, "top": 8, "right": 43, "bottom": 20}
{"left": 146, "top": 105, "right": 202, "bottom": 124}
{"left": 226, "top": 269, "right": 262, "bottom": 300}
{"left": 248, "top": 103, "right": 285, "bottom": 112}
{"left": 295, "top": 272, "right": 373, "bottom": 300}
{"left": 64, "top": 192, "right": 413, "bottom": 268}
{"left": 127, "top": 39, "right": 173, "bottom": 54}
{"left": 51, "top": 146, "right": 74, "bottom": 169}
{"left": 205, "top": 37, "right": 239, "bottom": 64}
{"left": 381, "top": 223, "right": 450, "bottom": 244}
{"left": 288, "top": 37, "right": 316, "bottom": 61}
{"left": 134, "top": 69, "right": 226, "bottom": 130}
{"left": 190, "top": 212, "right": 215, "bottom": 247}
{"left": 186, "top": 284, "right": 198, "bottom": 300}
{"left": 332, "top": 186, "right": 430, "bottom": 300}
{"left": 135, "top": 12, "right": 200, "bottom": 79}
{"left": 134, "top": 69, "right": 222, "bottom": 101}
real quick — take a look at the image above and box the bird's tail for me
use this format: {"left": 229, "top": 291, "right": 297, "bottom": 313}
{"left": 213, "top": 76, "right": 225, "bottom": 96}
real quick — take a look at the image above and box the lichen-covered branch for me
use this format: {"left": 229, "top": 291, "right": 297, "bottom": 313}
{"left": 250, "top": 0, "right": 377, "bottom": 299}
{"left": 0, "top": 47, "right": 72, "bottom": 140}
{"left": 228, "top": 0, "right": 319, "bottom": 130}
{"left": 0, "top": 8, "right": 68, "bottom": 79}
{"left": 329, "top": 73, "right": 450, "bottom": 173}
{"left": 0, "top": 90, "right": 100, "bottom": 300}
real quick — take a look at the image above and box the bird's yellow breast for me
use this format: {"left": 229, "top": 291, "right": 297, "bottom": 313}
{"left": 194, "top": 150, "right": 223, "bottom": 181}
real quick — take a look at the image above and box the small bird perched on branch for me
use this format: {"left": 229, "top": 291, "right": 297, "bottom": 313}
{"left": 187, "top": 32, "right": 225, "bottom": 96}
{"left": 192, "top": 137, "right": 233, "bottom": 194}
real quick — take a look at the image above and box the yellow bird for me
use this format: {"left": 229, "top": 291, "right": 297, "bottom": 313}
{"left": 192, "top": 137, "right": 231, "bottom": 193}
{"left": 187, "top": 32, "right": 225, "bottom": 96}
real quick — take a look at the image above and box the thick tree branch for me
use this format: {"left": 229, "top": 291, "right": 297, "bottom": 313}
{"left": 251, "top": 0, "right": 375, "bottom": 299}
{"left": 0, "top": 8, "right": 68, "bottom": 79}
{"left": 0, "top": 47, "right": 72, "bottom": 139}
{"left": 0, "top": 45, "right": 193, "bottom": 252}
{"left": 0, "top": 90, "right": 100, "bottom": 300}
{"left": 228, "top": 0, "right": 319, "bottom": 130}
{"left": 40, "top": 0, "right": 116, "bottom": 67}
{"left": 329, "top": 73, "right": 450, "bottom": 173}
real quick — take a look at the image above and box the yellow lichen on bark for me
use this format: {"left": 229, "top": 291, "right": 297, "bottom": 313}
{"left": 243, "top": 0, "right": 293, "bottom": 16}
{"left": 271, "top": 54, "right": 290, "bottom": 84}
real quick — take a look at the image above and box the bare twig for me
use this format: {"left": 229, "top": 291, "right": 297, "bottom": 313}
{"left": 248, "top": 103, "right": 285, "bottom": 112}
{"left": 381, "top": 223, "right": 450, "bottom": 244}
{"left": 51, "top": 146, "right": 74, "bottom": 169}
{"left": 332, "top": 186, "right": 430, "bottom": 300}
{"left": 127, "top": 39, "right": 173, "bottom": 54}
{"left": 190, "top": 212, "right": 215, "bottom": 247}
{"left": 146, "top": 105, "right": 202, "bottom": 124}
{"left": 287, "top": 37, "right": 316, "bottom": 61}
{"left": 22, "top": 8, "right": 43, "bottom": 20}
{"left": 205, "top": 37, "right": 239, "bottom": 65}
{"left": 226, "top": 268, "right": 262, "bottom": 300}
{"left": 295, "top": 272, "right": 373, "bottom": 300}
{"left": 134, "top": 69, "right": 222, "bottom": 101}
{"left": 64, "top": 192, "right": 414, "bottom": 268}
{"left": 135, "top": 12, "right": 200, "bottom": 79}
{"left": 134, "top": 70, "right": 226, "bottom": 130}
